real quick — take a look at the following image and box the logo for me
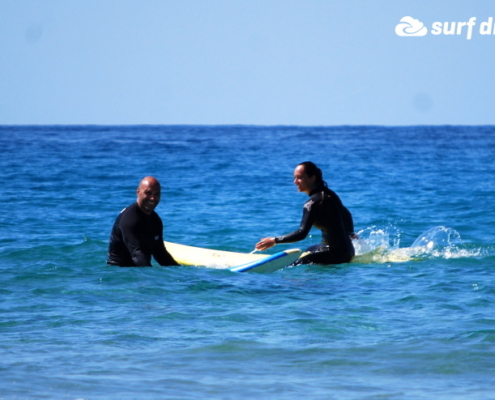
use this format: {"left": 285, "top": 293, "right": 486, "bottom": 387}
{"left": 304, "top": 199, "right": 314, "bottom": 211}
{"left": 396, "top": 16, "right": 495, "bottom": 39}
{"left": 395, "top": 16, "right": 428, "bottom": 37}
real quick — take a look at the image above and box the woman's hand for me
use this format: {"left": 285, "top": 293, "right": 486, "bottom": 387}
{"left": 255, "top": 237, "right": 276, "bottom": 251}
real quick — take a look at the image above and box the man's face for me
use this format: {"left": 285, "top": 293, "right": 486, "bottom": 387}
{"left": 136, "top": 179, "right": 161, "bottom": 215}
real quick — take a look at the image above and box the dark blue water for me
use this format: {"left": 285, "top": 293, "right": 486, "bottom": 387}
{"left": 1, "top": 125, "right": 494, "bottom": 399}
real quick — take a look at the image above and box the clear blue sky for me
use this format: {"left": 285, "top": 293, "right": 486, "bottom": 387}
{"left": 1, "top": 0, "right": 495, "bottom": 125}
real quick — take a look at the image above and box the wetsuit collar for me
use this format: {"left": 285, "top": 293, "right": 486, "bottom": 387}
{"left": 309, "top": 183, "right": 325, "bottom": 196}
{"left": 135, "top": 201, "right": 153, "bottom": 217}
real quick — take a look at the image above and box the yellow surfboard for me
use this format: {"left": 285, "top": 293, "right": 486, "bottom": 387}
{"left": 164, "top": 241, "right": 301, "bottom": 272}
{"left": 165, "top": 241, "right": 265, "bottom": 268}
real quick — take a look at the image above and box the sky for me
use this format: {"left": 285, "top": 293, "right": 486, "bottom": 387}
{"left": 1, "top": 0, "right": 495, "bottom": 126}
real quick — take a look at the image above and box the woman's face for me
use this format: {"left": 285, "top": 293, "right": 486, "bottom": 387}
{"left": 293, "top": 165, "right": 316, "bottom": 195}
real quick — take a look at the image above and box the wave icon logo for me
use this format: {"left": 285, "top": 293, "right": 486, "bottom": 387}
{"left": 395, "top": 16, "right": 428, "bottom": 37}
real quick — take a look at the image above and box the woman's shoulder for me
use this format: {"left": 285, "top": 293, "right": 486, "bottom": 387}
{"left": 309, "top": 188, "right": 342, "bottom": 206}
{"left": 304, "top": 192, "right": 322, "bottom": 210}
{"left": 309, "top": 189, "right": 327, "bottom": 201}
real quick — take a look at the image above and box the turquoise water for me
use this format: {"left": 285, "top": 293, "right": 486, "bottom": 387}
{"left": 1, "top": 125, "right": 494, "bottom": 399}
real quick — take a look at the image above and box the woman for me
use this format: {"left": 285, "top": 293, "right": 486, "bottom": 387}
{"left": 255, "top": 161, "right": 356, "bottom": 265}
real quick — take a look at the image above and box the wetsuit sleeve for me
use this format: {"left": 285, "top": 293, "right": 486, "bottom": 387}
{"left": 120, "top": 215, "right": 153, "bottom": 266}
{"left": 153, "top": 240, "right": 180, "bottom": 266}
{"left": 341, "top": 205, "right": 355, "bottom": 235}
{"left": 275, "top": 198, "right": 316, "bottom": 244}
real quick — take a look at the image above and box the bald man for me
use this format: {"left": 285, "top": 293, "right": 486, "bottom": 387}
{"left": 107, "top": 176, "right": 179, "bottom": 267}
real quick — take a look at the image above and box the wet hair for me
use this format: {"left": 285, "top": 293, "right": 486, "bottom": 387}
{"left": 298, "top": 161, "right": 328, "bottom": 188}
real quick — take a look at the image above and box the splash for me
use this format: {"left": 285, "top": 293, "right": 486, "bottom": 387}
{"left": 352, "top": 226, "right": 401, "bottom": 256}
{"left": 410, "top": 226, "right": 461, "bottom": 248}
{"left": 407, "top": 226, "right": 487, "bottom": 259}
{"left": 351, "top": 225, "right": 409, "bottom": 263}
{"left": 351, "top": 225, "right": 482, "bottom": 263}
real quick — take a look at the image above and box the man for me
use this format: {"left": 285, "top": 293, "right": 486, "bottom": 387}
{"left": 107, "top": 176, "right": 179, "bottom": 267}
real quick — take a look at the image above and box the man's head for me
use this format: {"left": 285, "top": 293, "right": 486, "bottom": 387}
{"left": 136, "top": 176, "right": 161, "bottom": 215}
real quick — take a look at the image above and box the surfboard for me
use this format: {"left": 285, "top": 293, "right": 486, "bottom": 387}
{"left": 164, "top": 240, "right": 413, "bottom": 272}
{"left": 164, "top": 241, "right": 301, "bottom": 273}
{"left": 229, "top": 249, "right": 302, "bottom": 273}
{"left": 164, "top": 241, "right": 265, "bottom": 268}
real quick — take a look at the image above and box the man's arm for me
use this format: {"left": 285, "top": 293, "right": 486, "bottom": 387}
{"left": 153, "top": 240, "right": 180, "bottom": 266}
{"left": 122, "top": 230, "right": 153, "bottom": 266}
{"left": 151, "top": 215, "right": 180, "bottom": 266}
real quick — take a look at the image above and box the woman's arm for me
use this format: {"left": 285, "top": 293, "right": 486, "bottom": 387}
{"left": 255, "top": 198, "right": 316, "bottom": 251}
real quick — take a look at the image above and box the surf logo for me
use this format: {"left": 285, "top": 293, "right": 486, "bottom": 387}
{"left": 396, "top": 16, "right": 495, "bottom": 39}
{"left": 395, "top": 16, "right": 428, "bottom": 37}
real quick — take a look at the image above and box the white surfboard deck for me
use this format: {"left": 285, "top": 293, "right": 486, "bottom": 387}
{"left": 164, "top": 241, "right": 301, "bottom": 273}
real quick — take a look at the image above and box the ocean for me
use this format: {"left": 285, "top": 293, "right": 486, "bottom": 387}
{"left": 1, "top": 125, "right": 494, "bottom": 399}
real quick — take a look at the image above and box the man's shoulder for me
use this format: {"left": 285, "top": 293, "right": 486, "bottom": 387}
{"left": 117, "top": 203, "right": 140, "bottom": 224}
{"left": 118, "top": 202, "right": 137, "bottom": 216}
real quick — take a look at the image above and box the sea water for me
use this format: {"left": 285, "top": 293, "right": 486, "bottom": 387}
{"left": 0, "top": 125, "right": 494, "bottom": 399}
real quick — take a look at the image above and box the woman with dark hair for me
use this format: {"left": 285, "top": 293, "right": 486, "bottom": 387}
{"left": 255, "top": 161, "right": 356, "bottom": 265}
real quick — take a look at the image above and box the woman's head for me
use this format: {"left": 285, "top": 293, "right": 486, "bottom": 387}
{"left": 293, "top": 161, "right": 326, "bottom": 194}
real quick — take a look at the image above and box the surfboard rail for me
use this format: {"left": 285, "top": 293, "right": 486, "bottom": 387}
{"left": 230, "top": 249, "right": 302, "bottom": 273}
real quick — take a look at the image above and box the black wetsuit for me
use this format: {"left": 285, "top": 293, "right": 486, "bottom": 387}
{"left": 107, "top": 202, "right": 179, "bottom": 267}
{"left": 275, "top": 184, "right": 355, "bottom": 265}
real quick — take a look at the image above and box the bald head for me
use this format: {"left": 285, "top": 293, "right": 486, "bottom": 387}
{"left": 136, "top": 176, "right": 161, "bottom": 214}
{"left": 139, "top": 176, "right": 160, "bottom": 189}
